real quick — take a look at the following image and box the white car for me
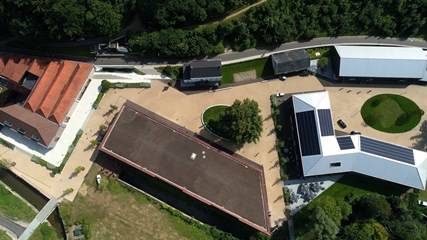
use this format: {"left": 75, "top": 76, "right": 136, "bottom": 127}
{"left": 418, "top": 200, "right": 427, "bottom": 207}
{"left": 279, "top": 75, "right": 287, "bottom": 80}
{"left": 96, "top": 174, "right": 102, "bottom": 185}
{"left": 276, "top": 92, "right": 285, "bottom": 97}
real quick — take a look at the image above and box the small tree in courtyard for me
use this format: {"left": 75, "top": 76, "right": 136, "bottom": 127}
{"left": 218, "top": 98, "right": 263, "bottom": 145}
{"left": 74, "top": 166, "right": 85, "bottom": 174}
{"left": 317, "top": 57, "right": 328, "bottom": 70}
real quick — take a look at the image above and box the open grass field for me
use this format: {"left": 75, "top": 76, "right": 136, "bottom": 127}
{"left": 221, "top": 58, "right": 274, "bottom": 84}
{"left": 60, "top": 163, "right": 218, "bottom": 240}
{"left": 0, "top": 183, "right": 36, "bottom": 222}
{"left": 0, "top": 230, "right": 11, "bottom": 240}
{"left": 361, "top": 94, "right": 422, "bottom": 133}
{"left": 202, "top": 105, "right": 230, "bottom": 138}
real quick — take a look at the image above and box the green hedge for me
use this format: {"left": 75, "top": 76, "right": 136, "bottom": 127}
{"left": 31, "top": 155, "right": 56, "bottom": 170}
{"left": 51, "top": 129, "right": 83, "bottom": 175}
{"left": 0, "top": 138, "right": 15, "bottom": 150}
{"left": 93, "top": 80, "right": 151, "bottom": 109}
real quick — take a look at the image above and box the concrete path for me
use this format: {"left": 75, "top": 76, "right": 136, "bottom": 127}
{"left": 0, "top": 215, "right": 25, "bottom": 238}
{"left": 18, "top": 198, "right": 58, "bottom": 240}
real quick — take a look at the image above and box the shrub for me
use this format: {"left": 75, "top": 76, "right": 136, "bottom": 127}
{"left": 0, "top": 138, "right": 15, "bottom": 149}
{"left": 395, "top": 113, "right": 408, "bottom": 126}
{"left": 371, "top": 99, "right": 381, "bottom": 107}
{"left": 317, "top": 57, "right": 328, "bottom": 70}
{"left": 100, "top": 80, "right": 113, "bottom": 93}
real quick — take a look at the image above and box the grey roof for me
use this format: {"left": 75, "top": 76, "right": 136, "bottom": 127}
{"left": 272, "top": 50, "right": 310, "bottom": 75}
{"left": 184, "top": 60, "right": 222, "bottom": 79}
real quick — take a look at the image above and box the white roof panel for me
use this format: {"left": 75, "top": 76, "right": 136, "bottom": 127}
{"left": 292, "top": 91, "right": 427, "bottom": 189}
{"left": 335, "top": 46, "right": 427, "bottom": 60}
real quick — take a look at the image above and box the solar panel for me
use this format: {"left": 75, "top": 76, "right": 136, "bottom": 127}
{"left": 317, "top": 109, "right": 334, "bottom": 136}
{"left": 360, "top": 136, "right": 414, "bottom": 165}
{"left": 296, "top": 111, "right": 321, "bottom": 156}
{"left": 336, "top": 136, "right": 355, "bottom": 150}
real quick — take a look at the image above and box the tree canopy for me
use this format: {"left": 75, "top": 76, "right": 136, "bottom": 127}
{"left": 218, "top": 98, "right": 263, "bottom": 145}
{"left": 295, "top": 191, "right": 427, "bottom": 239}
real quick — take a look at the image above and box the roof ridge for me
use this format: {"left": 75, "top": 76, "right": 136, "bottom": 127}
{"left": 38, "top": 61, "right": 78, "bottom": 119}
{"left": 35, "top": 61, "right": 65, "bottom": 115}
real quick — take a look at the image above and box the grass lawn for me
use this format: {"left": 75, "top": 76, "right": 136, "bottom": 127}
{"left": 59, "top": 163, "right": 218, "bottom": 240}
{"left": 0, "top": 183, "right": 37, "bottom": 222}
{"left": 202, "top": 105, "right": 230, "bottom": 139}
{"left": 29, "top": 222, "right": 58, "bottom": 240}
{"left": 0, "top": 230, "right": 11, "bottom": 240}
{"left": 417, "top": 188, "right": 427, "bottom": 201}
{"left": 319, "top": 174, "right": 408, "bottom": 201}
{"left": 361, "top": 94, "right": 423, "bottom": 133}
{"left": 221, "top": 57, "right": 274, "bottom": 84}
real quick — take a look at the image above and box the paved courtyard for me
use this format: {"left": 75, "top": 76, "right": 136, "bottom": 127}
{"left": 326, "top": 83, "right": 427, "bottom": 148}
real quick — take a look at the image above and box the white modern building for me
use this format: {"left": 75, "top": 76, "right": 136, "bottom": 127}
{"left": 292, "top": 91, "right": 427, "bottom": 189}
{"left": 332, "top": 46, "right": 427, "bottom": 82}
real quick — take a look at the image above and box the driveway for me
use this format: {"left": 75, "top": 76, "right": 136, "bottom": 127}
{"left": 0, "top": 214, "right": 25, "bottom": 238}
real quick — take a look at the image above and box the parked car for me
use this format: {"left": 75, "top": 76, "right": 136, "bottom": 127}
{"left": 276, "top": 92, "right": 285, "bottom": 97}
{"left": 337, "top": 119, "right": 347, "bottom": 129}
{"left": 418, "top": 200, "right": 427, "bottom": 207}
{"left": 279, "top": 75, "right": 287, "bottom": 80}
{"left": 350, "top": 131, "right": 361, "bottom": 135}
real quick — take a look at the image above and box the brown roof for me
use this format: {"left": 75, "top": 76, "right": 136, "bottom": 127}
{"left": 0, "top": 103, "right": 58, "bottom": 146}
{"left": 1, "top": 54, "right": 26, "bottom": 83}
{"left": 100, "top": 101, "right": 271, "bottom": 234}
{"left": 0, "top": 54, "right": 10, "bottom": 73}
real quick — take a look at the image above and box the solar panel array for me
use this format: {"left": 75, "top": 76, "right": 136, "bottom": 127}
{"left": 360, "top": 136, "right": 415, "bottom": 165}
{"left": 317, "top": 109, "right": 334, "bottom": 136}
{"left": 336, "top": 136, "right": 355, "bottom": 150}
{"left": 296, "top": 111, "right": 321, "bottom": 156}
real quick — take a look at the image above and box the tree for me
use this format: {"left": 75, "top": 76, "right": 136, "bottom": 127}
{"left": 341, "top": 223, "right": 375, "bottom": 240}
{"left": 74, "top": 166, "right": 85, "bottom": 174}
{"left": 218, "top": 98, "right": 263, "bottom": 145}
{"left": 317, "top": 57, "right": 329, "bottom": 70}
{"left": 86, "top": 0, "right": 122, "bottom": 37}
{"left": 63, "top": 188, "right": 74, "bottom": 196}
{"left": 90, "top": 139, "right": 99, "bottom": 148}
{"left": 312, "top": 207, "right": 339, "bottom": 239}
{"left": 0, "top": 158, "right": 13, "bottom": 169}
{"left": 355, "top": 194, "right": 392, "bottom": 220}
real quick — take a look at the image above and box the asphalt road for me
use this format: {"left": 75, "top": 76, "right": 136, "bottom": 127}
{"left": 0, "top": 214, "right": 25, "bottom": 237}
{"left": 93, "top": 36, "right": 427, "bottom": 66}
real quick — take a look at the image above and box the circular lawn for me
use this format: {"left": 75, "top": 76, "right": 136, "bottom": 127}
{"left": 361, "top": 94, "right": 423, "bottom": 133}
{"left": 202, "top": 105, "right": 231, "bottom": 139}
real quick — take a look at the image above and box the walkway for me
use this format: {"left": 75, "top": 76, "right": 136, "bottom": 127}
{"left": 0, "top": 215, "right": 25, "bottom": 238}
{"left": 18, "top": 198, "right": 58, "bottom": 240}
{"left": 93, "top": 36, "right": 427, "bottom": 66}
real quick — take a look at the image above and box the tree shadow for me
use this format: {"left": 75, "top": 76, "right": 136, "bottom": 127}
{"left": 410, "top": 120, "right": 427, "bottom": 151}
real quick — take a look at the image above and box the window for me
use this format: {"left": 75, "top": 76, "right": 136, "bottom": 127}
{"left": 330, "top": 162, "right": 341, "bottom": 167}
{"left": 18, "top": 128, "right": 26, "bottom": 134}
{"left": 31, "top": 135, "right": 40, "bottom": 142}
{"left": 4, "top": 120, "right": 12, "bottom": 127}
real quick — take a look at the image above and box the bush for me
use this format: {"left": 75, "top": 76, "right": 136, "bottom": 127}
{"left": 371, "top": 99, "right": 381, "bottom": 107}
{"left": 0, "top": 138, "right": 15, "bottom": 150}
{"left": 100, "top": 80, "right": 113, "bottom": 93}
{"left": 395, "top": 113, "right": 408, "bottom": 126}
{"left": 317, "top": 57, "right": 328, "bottom": 70}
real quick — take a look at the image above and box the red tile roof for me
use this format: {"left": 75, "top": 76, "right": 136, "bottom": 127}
{"left": 25, "top": 61, "right": 62, "bottom": 112}
{"left": 0, "top": 54, "right": 10, "bottom": 72}
{"left": 27, "top": 58, "right": 49, "bottom": 77}
{"left": 37, "top": 61, "right": 78, "bottom": 118}
{"left": 48, "top": 62, "right": 92, "bottom": 123}
{"left": 1, "top": 55, "right": 25, "bottom": 83}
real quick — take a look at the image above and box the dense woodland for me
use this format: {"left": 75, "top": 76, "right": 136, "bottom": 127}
{"left": 295, "top": 192, "right": 427, "bottom": 240}
{"left": 130, "top": 0, "right": 427, "bottom": 57}
{"left": 0, "top": 0, "right": 426, "bottom": 57}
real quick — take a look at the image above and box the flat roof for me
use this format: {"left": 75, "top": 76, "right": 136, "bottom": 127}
{"left": 99, "top": 101, "right": 270, "bottom": 234}
{"left": 335, "top": 46, "right": 427, "bottom": 60}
